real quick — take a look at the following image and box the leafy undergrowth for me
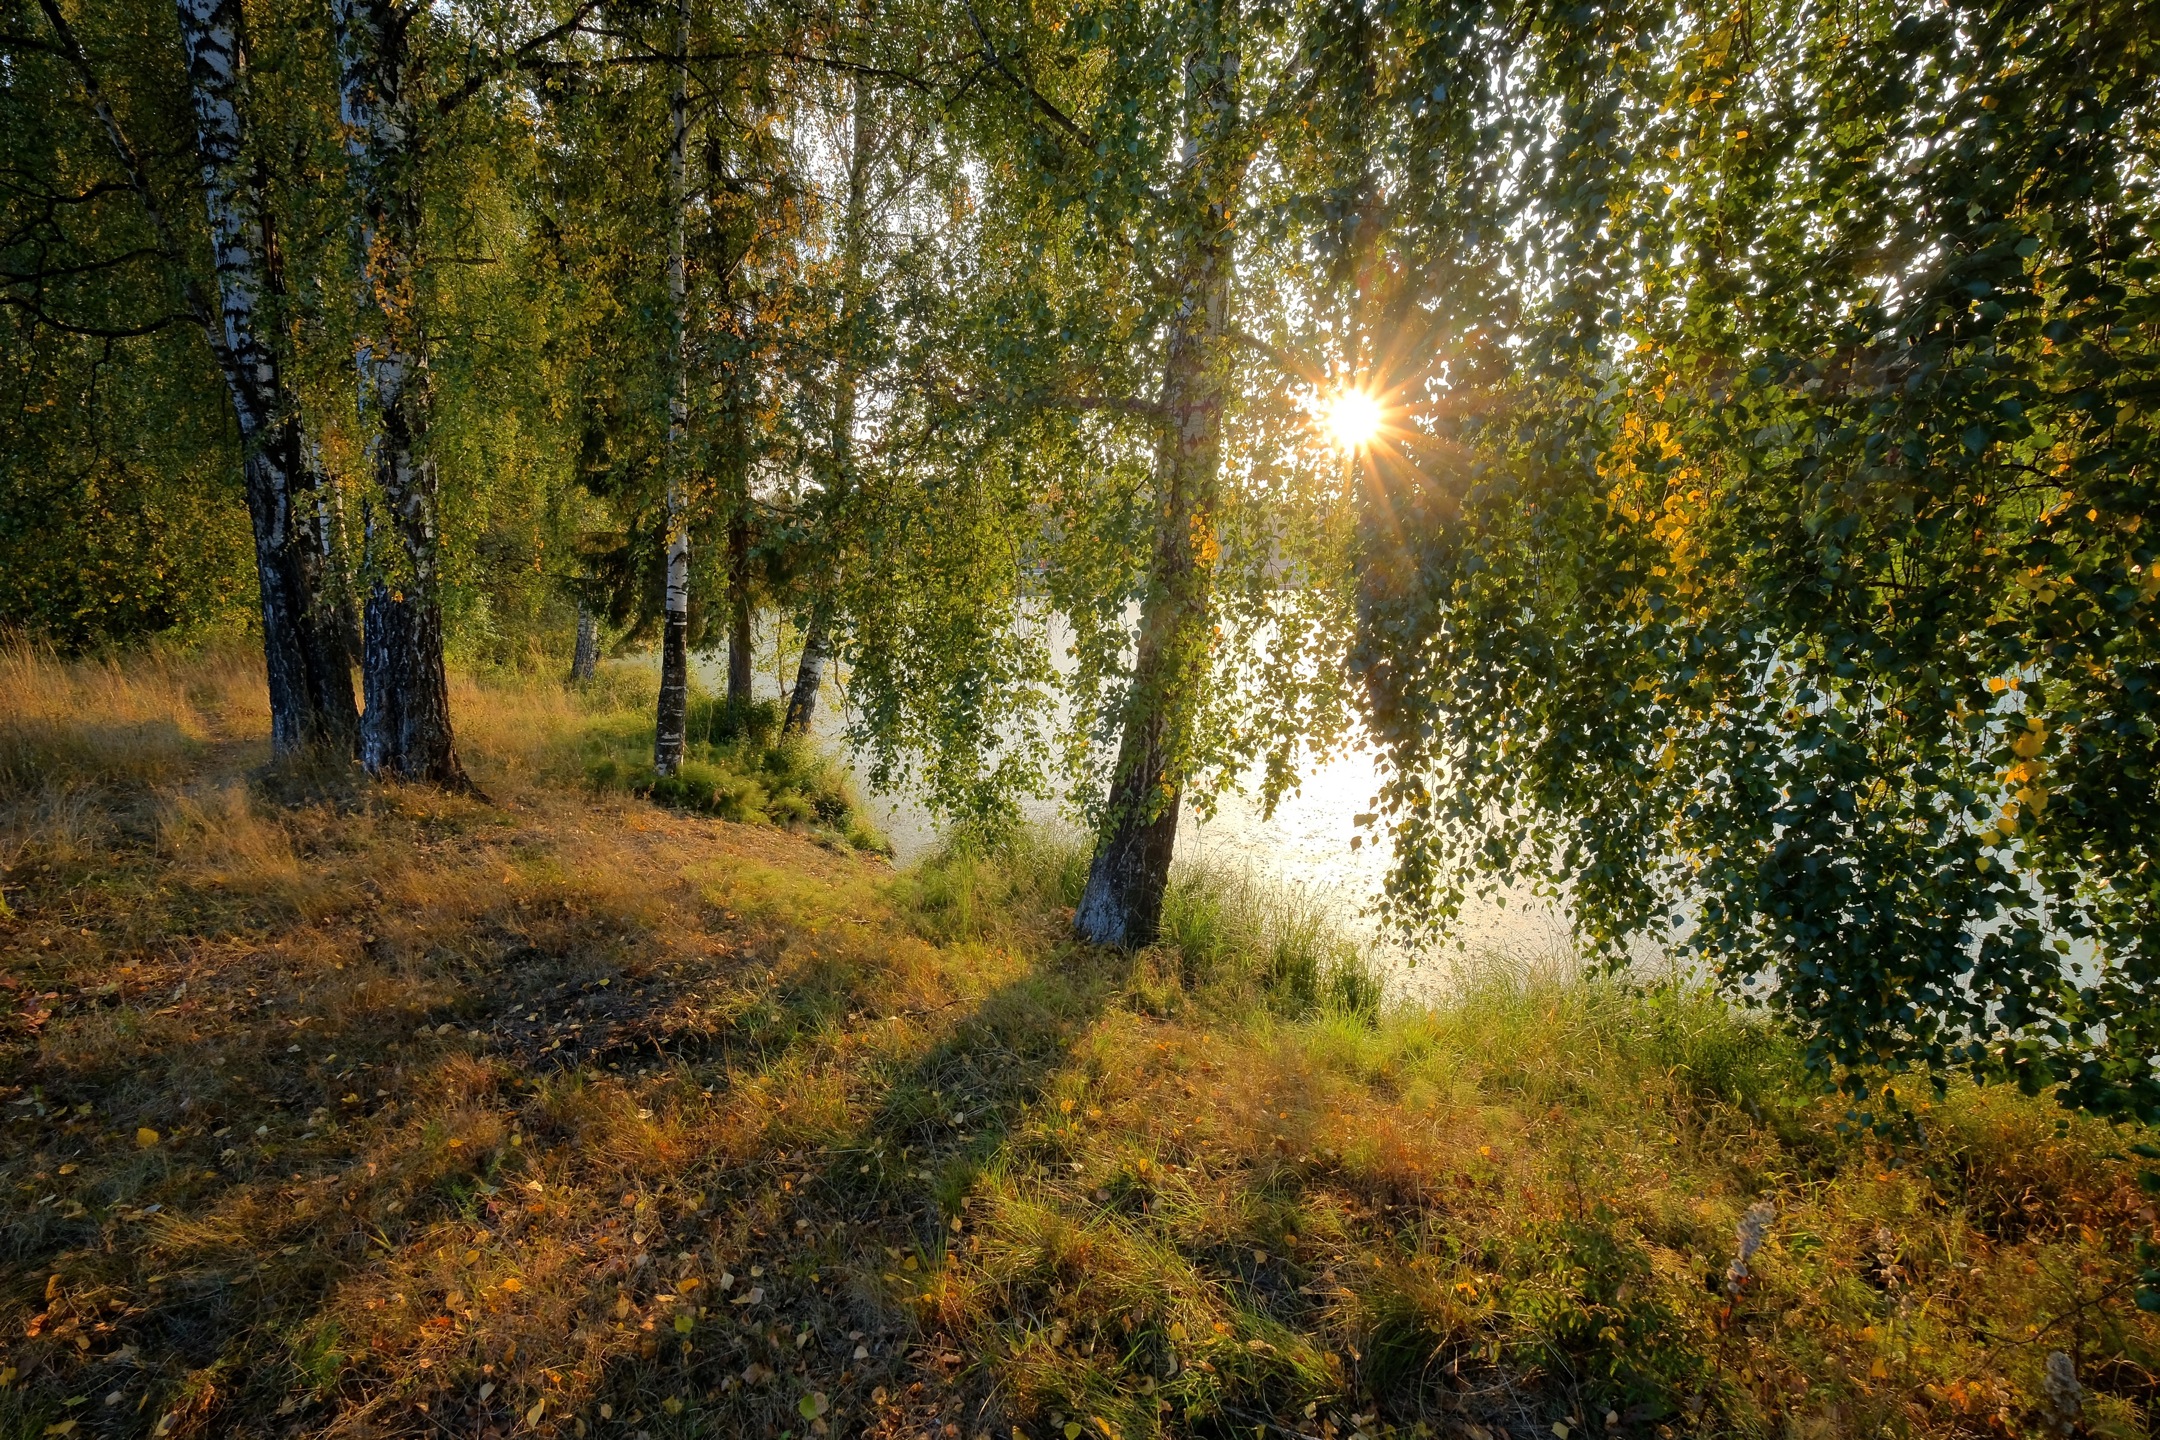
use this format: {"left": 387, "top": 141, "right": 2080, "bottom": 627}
{"left": 581, "top": 689, "right": 890, "bottom": 855}
{"left": 0, "top": 641, "right": 2155, "bottom": 1440}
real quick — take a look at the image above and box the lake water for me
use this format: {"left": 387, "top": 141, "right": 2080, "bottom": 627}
{"left": 690, "top": 628, "right": 1577, "bottom": 995}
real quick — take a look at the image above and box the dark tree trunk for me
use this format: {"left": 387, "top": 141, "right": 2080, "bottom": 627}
{"left": 656, "top": 607, "right": 690, "bottom": 765}
{"left": 1074, "top": 8, "right": 1241, "bottom": 949}
{"left": 360, "top": 580, "right": 459, "bottom": 782}
{"left": 571, "top": 604, "right": 600, "bottom": 681}
{"left": 246, "top": 429, "right": 360, "bottom": 758}
{"left": 1070, "top": 274, "right": 1225, "bottom": 946}
{"left": 334, "top": 0, "right": 468, "bottom": 789}
{"left": 782, "top": 605, "right": 828, "bottom": 736}
{"left": 726, "top": 503, "right": 752, "bottom": 708}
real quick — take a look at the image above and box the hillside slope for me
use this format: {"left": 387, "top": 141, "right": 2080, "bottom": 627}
{"left": 1, "top": 645, "right": 2155, "bottom": 1439}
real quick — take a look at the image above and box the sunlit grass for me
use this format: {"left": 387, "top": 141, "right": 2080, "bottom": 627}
{"left": 0, "top": 644, "right": 2152, "bottom": 1439}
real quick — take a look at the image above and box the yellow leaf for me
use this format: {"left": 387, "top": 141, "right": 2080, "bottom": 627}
{"left": 526, "top": 1398, "right": 547, "bottom": 1426}
{"left": 136, "top": 1128, "right": 160, "bottom": 1148}
{"left": 1871, "top": 1357, "right": 1888, "bottom": 1378}
{"left": 501, "top": 1278, "right": 522, "bottom": 1292}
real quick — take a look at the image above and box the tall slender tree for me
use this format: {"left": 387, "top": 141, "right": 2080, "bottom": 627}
{"left": 1067, "top": 0, "right": 1246, "bottom": 947}
{"left": 653, "top": 0, "right": 693, "bottom": 776}
{"left": 170, "top": 0, "right": 359, "bottom": 757}
{"left": 332, "top": 0, "right": 469, "bottom": 787}
{"left": 783, "top": 72, "right": 878, "bottom": 736}
{"left": 38, "top": 0, "right": 358, "bottom": 756}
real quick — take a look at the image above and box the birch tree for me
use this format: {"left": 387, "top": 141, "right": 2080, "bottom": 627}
{"left": 171, "top": 0, "right": 360, "bottom": 757}
{"left": 1353, "top": 0, "right": 2160, "bottom": 1141}
{"left": 653, "top": 0, "right": 693, "bottom": 775}
{"left": 1063, "top": 0, "right": 1248, "bottom": 947}
{"left": 330, "top": 0, "right": 453, "bottom": 784}
{"left": 35, "top": 0, "right": 357, "bottom": 755}
{"left": 840, "top": 0, "right": 1392, "bottom": 947}
{"left": 783, "top": 73, "right": 878, "bottom": 736}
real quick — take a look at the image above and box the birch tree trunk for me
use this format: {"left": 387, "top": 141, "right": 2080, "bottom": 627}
{"left": 784, "top": 79, "right": 877, "bottom": 738}
{"left": 783, "top": 608, "right": 828, "bottom": 735}
{"left": 173, "top": 0, "right": 359, "bottom": 759}
{"left": 44, "top": 0, "right": 357, "bottom": 757}
{"left": 1074, "top": 7, "right": 1242, "bottom": 949}
{"left": 653, "top": 0, "right": 693, "bottom": 776}
{"left": 332, "top": 0, "right": 469, "bottom": 789}
{"left": 571, "top": 603, "right": 600, "bottom": 681}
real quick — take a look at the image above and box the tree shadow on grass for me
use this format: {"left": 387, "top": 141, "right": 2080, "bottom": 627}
{"left": 0, "top": 816, "right": 1132, "bottom": 1440}
{"left": 539, "top": 944, "right": 1136, "bottom": 1440}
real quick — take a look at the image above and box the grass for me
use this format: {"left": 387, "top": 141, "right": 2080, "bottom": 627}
{"left": 1, "top": 639, "right": 2156, "bottom": 1440}
{"left": 580, "top": 690, "right": 890, "bottom": 855}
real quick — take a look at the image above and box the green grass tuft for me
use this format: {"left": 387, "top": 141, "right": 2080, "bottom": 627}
{"left": 575, "top": 681, "right": 888, "bottom": 853}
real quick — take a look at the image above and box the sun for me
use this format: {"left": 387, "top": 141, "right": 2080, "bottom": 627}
{"left": 1322, "top": 388, "right": 1383, "bottom": 452}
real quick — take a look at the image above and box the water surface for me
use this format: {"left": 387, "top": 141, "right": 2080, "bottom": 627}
{"left": 689, "top": 636, "right": 1574, "bottom": 993}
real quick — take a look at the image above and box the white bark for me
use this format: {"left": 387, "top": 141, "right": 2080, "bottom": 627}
{"left": 653, "top": 0, "right": 693, "bottom": 774}
{"left": 663, "top": 0, "right": 691, "bottom": 624}
{"left": 166, "top": 0, "right": 358, "bottom": 753}
{"left": 333, "top": 0, "right": 468, "bottom": 787}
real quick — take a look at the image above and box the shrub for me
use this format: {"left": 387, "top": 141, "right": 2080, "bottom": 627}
{"left": 579, "top": 687, "right": 881, "bottom": 851}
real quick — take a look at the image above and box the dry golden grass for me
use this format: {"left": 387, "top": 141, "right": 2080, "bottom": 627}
{"left": 1, "top": 642, "right": 2156, "bottom": 1440}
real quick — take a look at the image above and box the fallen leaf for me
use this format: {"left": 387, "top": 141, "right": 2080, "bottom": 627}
{"left": 135, "top": 1128, "right": 159, "bottom": 1148}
